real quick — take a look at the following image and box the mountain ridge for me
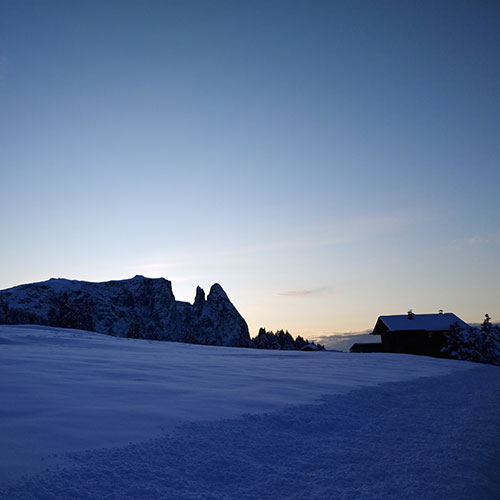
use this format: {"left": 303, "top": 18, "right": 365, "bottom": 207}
{"left": 0, "top": 276, "right": 250, "bottom": 347}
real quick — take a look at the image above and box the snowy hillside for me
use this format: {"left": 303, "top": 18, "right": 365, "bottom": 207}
{"left": 0, "top": 325, "right": 499, "bottom": 499}
{"left": 0, "top": 276, "right": 250, "bottom": 346}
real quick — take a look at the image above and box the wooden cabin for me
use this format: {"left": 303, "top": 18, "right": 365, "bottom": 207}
{"left": 370, "top": 311, "right": 469, "bottom": 357}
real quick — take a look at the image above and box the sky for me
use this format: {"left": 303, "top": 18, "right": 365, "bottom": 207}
{"left": 0, "top": 0, "right": 499, "bottom": 337}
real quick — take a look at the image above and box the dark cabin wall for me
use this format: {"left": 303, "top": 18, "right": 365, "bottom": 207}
{"left": 381, "top": 331, "right": 448, "bottom": 357}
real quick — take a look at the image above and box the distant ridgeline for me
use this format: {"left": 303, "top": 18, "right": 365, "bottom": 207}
{"left": 0, "top": 276, "right": 321, "bottom": 350}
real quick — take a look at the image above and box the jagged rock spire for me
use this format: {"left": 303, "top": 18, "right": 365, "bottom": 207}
{"left": 194, "top": 286, "right": 205, "bottom": 310}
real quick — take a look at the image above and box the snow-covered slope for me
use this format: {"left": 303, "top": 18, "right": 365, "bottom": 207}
{"left": 1, "top": 325, "right": 498, "bottom": 499}
{"left": 0, "top": 276, "right": 250, "bottom": 346}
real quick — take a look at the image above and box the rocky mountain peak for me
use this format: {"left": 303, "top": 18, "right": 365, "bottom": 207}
{"left": 0, "top": 276, "right": 250, "bottom": 348}
{"left": 207, "top": 283, "right": 229, "bottom": 301}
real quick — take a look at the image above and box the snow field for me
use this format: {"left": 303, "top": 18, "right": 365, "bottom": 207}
{"left": 0, "top": 325, "right": 498, "bottom": 499}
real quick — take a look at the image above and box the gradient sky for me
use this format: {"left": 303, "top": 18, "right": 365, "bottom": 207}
{"left": 1, "top": 0, "right": 499, "bottom": 337}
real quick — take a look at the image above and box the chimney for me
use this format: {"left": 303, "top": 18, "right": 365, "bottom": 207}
{"left": 407, "top": 309, "right": 414, "bottom": 320}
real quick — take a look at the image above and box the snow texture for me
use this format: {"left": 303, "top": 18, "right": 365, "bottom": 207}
{"left": 1, "top": 325, "right": 498, "bottom": 499}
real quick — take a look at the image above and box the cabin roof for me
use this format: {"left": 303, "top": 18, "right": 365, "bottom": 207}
{"left": 301, "top": 343, "right": 320, "bottom": 351}
{"left": 373, "top": 313, "right": 469, "bottom": 335}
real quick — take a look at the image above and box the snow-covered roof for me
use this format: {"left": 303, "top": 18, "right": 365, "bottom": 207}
{"left": 373, "top": 313, "right": 469, "bottom": 335}
{"left": 301, "top": 343, "right": 320, "bottom": 351}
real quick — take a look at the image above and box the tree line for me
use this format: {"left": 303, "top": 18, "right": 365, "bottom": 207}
{"left": 250, "top": 327, "right": 324, "bottom": 350}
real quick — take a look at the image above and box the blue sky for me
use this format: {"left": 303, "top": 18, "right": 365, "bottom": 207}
{"left": 1, "top": 0, "right": 499, "bottom": 336}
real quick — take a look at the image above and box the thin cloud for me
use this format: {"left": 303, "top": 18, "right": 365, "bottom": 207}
{"left": 446, "top": 235, "right": 491, "bottom": 252}
{"left": 466, "top": 235, "right": 489, "bottom": 246}
{"left": 128, "top": 211, "right": 420, "bottom": 274}
{"left": 277, "top": 287, "right": 331, "bottom": 297}
{"left": 313, "top": 331, "right": 374, "bottom": 351}
{"left": 430, "top": 232, "right": 496, "bottom": 256}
